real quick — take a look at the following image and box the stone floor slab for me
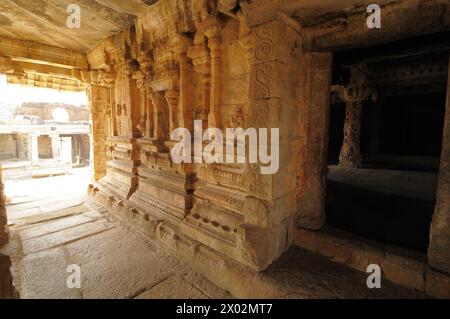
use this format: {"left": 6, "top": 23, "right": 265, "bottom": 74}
{"left": 134, "top": 275, "right": 208, "bottom": 299}
{"left": 22, "top": 247, "right": 82, "bottom": 299}
{"left": 64, "top": 226, "right": 184, "bottom": 299}
{"left": 21, "top": 219, "right": 117, "bottom": 255}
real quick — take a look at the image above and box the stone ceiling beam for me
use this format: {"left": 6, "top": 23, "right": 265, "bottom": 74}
{"left": 306, "top": 0, "right": 450, "bottom": 51}
{"left": 0, "top": 36, "right": 89, "bottom": 70}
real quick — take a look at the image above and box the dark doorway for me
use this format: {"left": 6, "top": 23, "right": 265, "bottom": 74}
{"left": 326, "top": 32, "right": 449, "bottom": 253}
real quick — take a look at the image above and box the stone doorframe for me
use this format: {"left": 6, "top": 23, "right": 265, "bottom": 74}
{"left": 295, "top": 46, "right": 450, "bottom": 301}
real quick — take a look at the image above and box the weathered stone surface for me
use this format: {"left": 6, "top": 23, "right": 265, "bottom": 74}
{"left": 11, "top": 195, "right": 229, "bottom": 299}
{"left": 251, "top": 246, "right": 425, "bottom": 299}
{"left": 296, "top": 52, "right": 332, "bottom": 230}
{"left": 21, "top": 218, "right": 117, "bottom": 255}
{"left": 134, "top": 276, "right": 207, "bottom": 299}
{"left": 1, "top": 0, "right": 450, "bottom": 299}
{"left": 428, "top": 56, "right": 450, "bottom": 274}
{"left": 383, "top": 252, "right": 427, "bottom": 291}
{"left": 293, "top": 227, "right": 318, "bottom": 253}
{"left": 0, "top": 253, "right": 18, "bottom": 298}
{"left": 294, "top": 226, "right": 434, "bottom": 293}
{"left": 18, "top": 214, "right": 96, "bottom": 241}
{"left": 22, "top": 247, "right": 82, "bottom": 299}
{"left": 426, "top": 270, "right": 450, "bottom": 299}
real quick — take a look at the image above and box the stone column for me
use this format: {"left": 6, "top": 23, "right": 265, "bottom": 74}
{"left": 124, "top": 65, "right": 141, "bottom": 139}
{"left": 89, "top": 85, "right": 109, "bottom": 181}
{"left": 297, "top": 52, "right": 333, "bottom": 230}
{"left": 338, "top": 99, "right": 362, "bottom": 168}
{"left": 187, "top": 42, "right": 211, "bottom": 130}
{"left": 30, "top": 133, "right": 39, "bottom": 164}
{"left": 50, "top": 134, "right": 61, "bottom": 161}
{"left": 428, "top": 56, "right": 450, "bottom": 274}
{"left": 205, "top": 26, "right": 222, "bottom": 129}
{"left": 179, "top": 53, "right": 193, "bottom": 132}
{"left": 135, "top": 73, "right": 148, "bottom": 138}
{"left": 146, "top": 88, "right": 154, "bottom": 138}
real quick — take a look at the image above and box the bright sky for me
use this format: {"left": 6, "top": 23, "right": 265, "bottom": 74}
{"left": 0, "top": 74, "right": 88, "bottom": 106}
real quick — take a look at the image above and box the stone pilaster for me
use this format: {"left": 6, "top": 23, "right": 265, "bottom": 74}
{"left": 428, "top": 56, "right": 450, "bottom": 274}
{"left": 151, "top": 91, "right": 169, "bottom": 148}
{"left": 205, "top": 26, "right": 222, "bottom": 129}
{"left": 296, "top": 51, "right": 332, "bottom": 230}
{"left": 134, "top": 71, "right": 149, "bottom": 139}
{"left": 178, "top": 53, "right": 193, "bottom": 132}
{"left": 164, "top": 89, "right": 179, "bottom": 136}
{"left": 187, "top": 41, "right": 211, "bottom": 130}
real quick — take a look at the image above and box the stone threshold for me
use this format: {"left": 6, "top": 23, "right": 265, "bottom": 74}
{"left": 294, "top": 225, "right": 450, "bottom": 298}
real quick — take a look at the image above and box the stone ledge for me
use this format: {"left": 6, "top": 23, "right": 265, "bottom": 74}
{"left": 294, "top": 226, "right": 450, "bottom": 298}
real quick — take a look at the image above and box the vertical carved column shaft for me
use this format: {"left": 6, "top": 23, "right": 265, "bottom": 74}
{"left": 89, "top": 85, "right": 109, "bottom": 180}
{"left": 297, "top": 52, "right": 333, "bottom": 230}
{"left": 339, "top": 100, "right": 362, "bottom": 168}
{"left": 179, "top": 54, "right": 193, "bottom": 132}
{"left": 146, "top": 88, "right": 154, "bottom": 139}
{"left": 202, "top": 75, "right": 211, "bottom": 129}
{"left": 207, "top": 35, "right": 222, "bottom": 129}
{"left": 128, "top": 77, "right": 141, "bottom": 139}
{"left": 136, "top": 80, "right": 147, "bottom": 138}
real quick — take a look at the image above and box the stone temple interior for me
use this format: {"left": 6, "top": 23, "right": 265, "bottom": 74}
{"left": 0, "top": 0, "right": 450, "bottom": 299}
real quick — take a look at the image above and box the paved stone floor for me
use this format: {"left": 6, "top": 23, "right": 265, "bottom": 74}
{"left": 3, "top": 169, "right": 428, "bottom": 299}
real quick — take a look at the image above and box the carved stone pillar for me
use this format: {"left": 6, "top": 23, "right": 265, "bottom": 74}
{"left": 428, "top": 56, "right": 450, "bottom": 274}
{"left": 89, "top": 85, "right": 110, "bottom": 181}
{"left": 297, "top": 51, "right": 332, "bottom": 230}
{"left": 124, "top": 65, "right": 141, "bottom": 139}
{"left": 187, "top": 42, "right": 211, "bottom": 130}
{"left": 339, "top": 98, "right": 362, "bottom": 168}
{"left": 134, "top": 72, "right": 148, "bottom": 139}
{"left": 205, "top": 26, "right": 222, "bottom": 129}
{"left": 179, "top": 53, "right": 193, "bottom": 131}
{"left": 146, "top": 88, "right": 154, "bottom": 139}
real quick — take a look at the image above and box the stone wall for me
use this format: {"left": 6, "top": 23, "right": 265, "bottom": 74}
{"left": 79, "top": 0, "right": 450, "bottom": 296}
{"left": 85, "top": 1, "right": 301, "bottom": 289}
{"left": 0, "top": 134, "right": 29, "bottom": 161}
{"left": 0, "top": 134, "right": 18, "bottom": 160}
{"left": 0, "top": 165, "right": 17, "bottom": 299}
{"left": 15, "top": 103, "right": 89, "bottom": 121}
{"left": 37, "top": 135, "right": 53, "bottom": 159}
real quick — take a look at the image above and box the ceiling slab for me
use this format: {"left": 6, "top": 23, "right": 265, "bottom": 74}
{"left": 0, "top": 0, "right": 158, "bottom": 53}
